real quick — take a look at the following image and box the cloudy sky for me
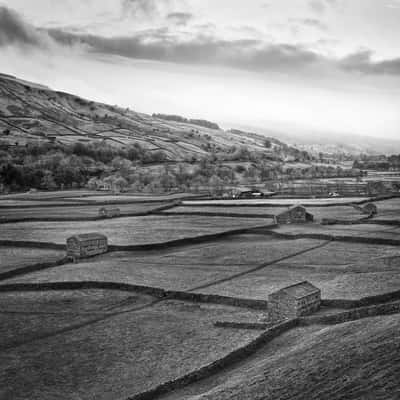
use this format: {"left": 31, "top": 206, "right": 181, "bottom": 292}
{"left": 0, "top": 0, "right": 399, "bottom": 139}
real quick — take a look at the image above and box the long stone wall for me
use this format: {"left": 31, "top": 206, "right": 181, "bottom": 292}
{"left": 0, "top": 281, "right": 269, "bottom": 310}
{"left": 300, "top": 300, "right": 400, "bottom": 325}
{"left": 129, "top": 319, "right": 299, "bottom": 400}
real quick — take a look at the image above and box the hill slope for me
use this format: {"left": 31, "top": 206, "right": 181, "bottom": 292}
{"left": 163, "top": 314, "right": 400, "bottom": 400}
{"left": 0, "top": 73, "right": 294, "bottom": 161}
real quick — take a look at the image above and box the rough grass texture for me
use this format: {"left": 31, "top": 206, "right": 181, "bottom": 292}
{"left": 5, "top": 236, "right": 399, "bottom": 302}
{"left": 0, "top": 202, "right": 168, "bottom": 220}
{"left": 2, "top": 236, "right": 323, "bottom": 291}
{"left": 0, "top": 290, "right": 263, "bottom": 400}
{"left": 0, "top": 215, "right": 269, "bottom": 245}
{"left": 182, "top": 197, "right": 370, "bottom": 206}
{"left": 0, "top": 247, "right": 65, "bottom": 273}
{"left": 161, "top": 314, "right": 400, "bottom": 400}
{"left": 274, "top": 223, "right": 400, "bottom": 240}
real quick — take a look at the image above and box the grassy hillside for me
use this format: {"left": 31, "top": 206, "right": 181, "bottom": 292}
{"left": 0, "top": 74, "right": 287, "bottom": 160}
{"left": 163, "top": 314, "right": 400, "bottom": 400}
{"left": 0, "top": 74, "right": 359, "bottom": 193}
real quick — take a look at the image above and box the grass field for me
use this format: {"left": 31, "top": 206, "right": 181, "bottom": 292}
{"left": 0, "top": 215, "right": 270, "bottom": 245}
{"left": 65, "top": 192, "right": 198, "bottom": 202}
{"left": 166, "top": 205, "right": 289, "bottom": 216}
{"left": 5, "top": 236, "right": 399, "bottom": 300}
{"left": 168, "top": 205, "right": 363, "bottom": 221}
{"left": 0, "top": 247, "right": 65, "bottom": 273}
{"left": 0, "top": 290, "right": 262, "bottom": 400}
{"left": 371, "top": 198, "right": 400, "bottom": 220}
{"left": 183, "top": 197, "right": 370, "bottom": 206}
{"left": 274, "top": 223, "right": 400, "bottom": 240}
{"left": 197, "top": 240, "right": 400, "bottom": 300}
{"left": 0, "top": 202, "right": 169, "bottom": 220}
{"left": 2, "top": 236, "right": 324, "bottom": 292}
{"left": 0, "top": 200, "right": 84, "bottom": 207}
{"left": 161, "top": 314, "right": 400, "bottom": 400}
{"left": 0, "top": 190, "right": 99, "bottom": 200}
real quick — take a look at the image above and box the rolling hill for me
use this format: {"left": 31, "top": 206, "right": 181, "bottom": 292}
{"left": 0, "top": 73, "right": 296, "bottom": 162}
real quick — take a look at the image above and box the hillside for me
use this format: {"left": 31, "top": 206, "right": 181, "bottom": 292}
{"left": 0, "top": 74, "right": 361, "bottom": 194}
{"left": 163, "top": 314, "right": 400, "bottom": 400}
{"left": 0, "top": 73, "right": 290, "bottom": 161}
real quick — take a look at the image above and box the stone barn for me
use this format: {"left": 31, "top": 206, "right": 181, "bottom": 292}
{"left": 66, "top": 233, "right": 108, "bottom": 260}
{"left": 268, "top": 281, "right": 321, "bottom": 321}
{"left": 275, "top": 205, "right": 314, "bottom": 224}
{"left": 98, "top": 207, "right": 121, "bottom": 218}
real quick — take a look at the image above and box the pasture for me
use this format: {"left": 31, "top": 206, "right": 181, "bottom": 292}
{"left": 182, "top": 197, "right": 370, "bottom": 207}
{"left": 0, "top": 247, "right": 65, "bottom": 274}
{"left": 0, "top": 215, "right": 270, "bottom": 245}
{"left": 161, "top": 313, "right": 400, "bottom": 400}
{"left": 1, "top": 191, "right": 400, "bottom": 400}
{"left": 5, "top": 237, "right": 400, "bottom": 301}
{"left": 0, "top": 290, "right": 262, "bottom": 400}
{"left": 0, "top": 202, "right": 169, "bottom": 221}
{"left": 274, "top": 223, "right": 400, "bottom": 240}
{"left": 2, "top": 236, "right": 322, "bottom": 291}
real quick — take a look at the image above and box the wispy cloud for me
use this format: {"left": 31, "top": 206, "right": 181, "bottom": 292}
{"left": 1, "top": 5, "right": 400, "bottom": 77}
{"left": 309, "top": 0, "right": 337, "bottom": 14}
{"left": 167, "top": 12, "right": 193, "bottom": 26}
{"left": 290, "top": 18, "right": 328, "bottom": 31}
{"left": 340, "top": 49, "right": 400, "bottom": 75}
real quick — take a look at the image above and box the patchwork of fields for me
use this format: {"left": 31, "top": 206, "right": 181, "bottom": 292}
{"left": 1, "top": 192, "right": 400, "bottom": 400}
{"left": 0, "top": 202, "right": 169, "bottom": 220}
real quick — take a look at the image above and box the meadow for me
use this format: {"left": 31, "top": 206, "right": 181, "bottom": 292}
{"left": 0, "top": 202, "right": 169, "bottom": 220}
{"left": 167, "top": 204, "right": 364, "bottom": 222}
{"left": 182, "top": 197, "right": 370, "bottom": 206}
{"left": 161, "top": 314, "right": 400, "bottom": 400}
{"left": 0, "top": 215, "right": 270, "bottom": 245}
{"left": 2, "top": 236, "right": 324, "bottom": 292}
{"left": 274, "top": 223, "right": 400, "bottom": 240}
{"left": 0, "top": 290, "right": 262, "bottom": 400}
{"left": 0, "top": 247, "right": 65, "bottom": 273}
{"left": 5, "top": 236, "right": 400, "bottom": 301}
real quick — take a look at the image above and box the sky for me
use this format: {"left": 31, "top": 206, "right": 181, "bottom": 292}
{"left": 0, "top": 0, "right": 399, "bottom": 139}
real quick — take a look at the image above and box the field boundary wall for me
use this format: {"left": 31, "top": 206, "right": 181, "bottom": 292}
{"left": 128, "top": 319, "right": 298, "bottom": 400}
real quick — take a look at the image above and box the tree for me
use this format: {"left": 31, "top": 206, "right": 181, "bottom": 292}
{"left": 209, "top": 175, "right": 224, "bottom": 196}
{"left": 113, "top": 176, "right": 128, "bottom": 192}
{"left": 41, "top": 172, "right": 57, "bottom": 190}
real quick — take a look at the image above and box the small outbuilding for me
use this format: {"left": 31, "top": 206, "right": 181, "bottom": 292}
{"left": 99, "top": 207, "right": 121, "bottom": 218}
{"left": 66, "top": 233, "right": 108, "bottom": 260}
{"left": 268, "top": 281, "right": 321, "bottom": 321}
{"left": 275, "top": 205, "right": 314, "bottom": 224}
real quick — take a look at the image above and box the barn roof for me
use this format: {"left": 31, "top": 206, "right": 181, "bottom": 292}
{"left": 68, "top": 233, "right": 107, "bottom": 242}
{"left": 272, "top": 281, "right": 320, "bottom": 299}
